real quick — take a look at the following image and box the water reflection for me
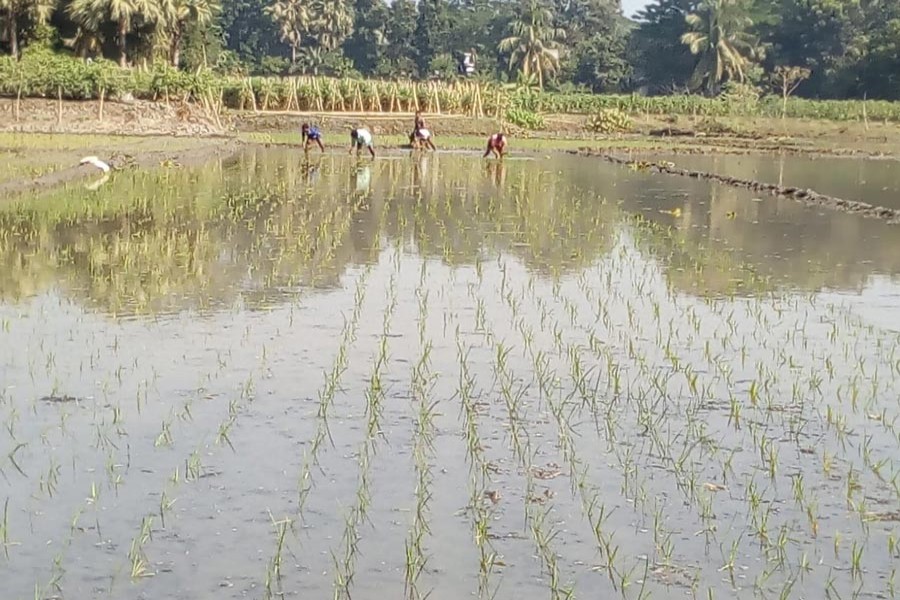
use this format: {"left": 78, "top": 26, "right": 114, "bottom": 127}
{"left": 639, "top": 152, "right": 900, "bottom": 210}
{"left": 84, "top": 173, "right": 110, "bottom": 191}
{"left": 301, "top": 156, "right": 321, "bottom": 185}
{"left": 0, "top": 148, "right": 898, "bottom": 316}
{"left": 485, "top": 160, "right": 507, "bottom": 187}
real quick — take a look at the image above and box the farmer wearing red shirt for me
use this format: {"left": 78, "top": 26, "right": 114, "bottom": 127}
{"left": 483, "top": 133, "right": 507, "bottom": 158}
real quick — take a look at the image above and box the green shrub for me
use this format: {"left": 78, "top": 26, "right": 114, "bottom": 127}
{"left": 719, "top": 82, "right": 762, "bottom": 115}
{"left": 505, "top": 107, "right": 545, "bottom": 130}
{"left": 585, "top": 108, "right": 632, "bottom": 134}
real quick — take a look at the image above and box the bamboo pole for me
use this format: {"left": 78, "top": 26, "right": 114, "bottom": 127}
{"left": 370, "top": 84, "right": 381, "bottom": 112}
{"left": 214, "top": 90, "right": 224, "bottom": 128}
{"left": 98, "top": 87, "right": 105, "bottom": 122}
{"left": 286, "top": 77, "right": 297, "bottom": 111}
{"left": 314, "top": 78, "right": 324, "bottom": 111}
{"left": 353, "top": 82, "right": 364, "bottom": 112}
{"left": 863, "top": 93, "right": 870, "bottom": 132}
{"left": 57, "top": 86, "right": 63, "bottom": 125}
{"left": 475, "top": 82, "right": 480, "bottom": 116}
{"left": 249, "top": 78, "right": 258, "bottom": 113}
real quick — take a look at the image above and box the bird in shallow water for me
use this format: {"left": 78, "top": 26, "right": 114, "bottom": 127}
{"left": 79, "top": 156, "right": 111, "bottom": 172}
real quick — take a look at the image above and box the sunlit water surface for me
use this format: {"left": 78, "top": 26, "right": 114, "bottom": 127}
{"left": 1, "top": 149, "right": 900, "bottom": 600}
{"left": 639, "top": 152, "right": 900, "bottom": 210}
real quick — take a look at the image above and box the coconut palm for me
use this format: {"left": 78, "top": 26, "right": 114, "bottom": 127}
{"left": 164, "top": 0, "right": 218, "bottom": 67}
{"left": 498, "top": 0, "right": 566, "bottom": 90}
{"left": 68, "top": 0, "right": 162, "bottom": 67}
{"left": 1, "top": 0, "right": 56, "bottom": 57}
{"left": 265, "top": 0, "right": 309, "bottom": 65}
{"left": 308, "top": 0, "right": 353, "bottom": 52}
{"left": 681, "top": 0, "right": 760, "bottom": 94}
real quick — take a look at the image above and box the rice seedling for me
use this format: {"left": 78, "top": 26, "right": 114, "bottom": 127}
{"left": 455, "top": 334, "right": 500, "bottom": 599}
{"left": 0, "top": 498, "right": 16, "bottom": 559}
{"left": 0, "top": 147, "right": 898, "bottom": 600}
{"left": 264, "top": 513, "right": 294, "bottom": 600}
{"left": 404, "top": 337, "right": 438, "bottom": 600}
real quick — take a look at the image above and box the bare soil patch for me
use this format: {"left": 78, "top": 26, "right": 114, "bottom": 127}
{"left": 0, "top": 98, "right": 222, "bottom": 136}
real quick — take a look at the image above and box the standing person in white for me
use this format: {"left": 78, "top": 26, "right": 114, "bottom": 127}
{"left": 349, "top": 128, "right": 376, "bottom": 158}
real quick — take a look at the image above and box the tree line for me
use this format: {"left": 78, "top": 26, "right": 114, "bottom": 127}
{"left": 1, "top": 0, "right": 898, "bottom": 100}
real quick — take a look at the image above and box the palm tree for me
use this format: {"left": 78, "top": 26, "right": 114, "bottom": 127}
{"left": 308, "top": 0, "right": 353, "bottom": 52}
{"left": 1, "top": 0, "right": 55, "bottom": 57}
{"left": 297, "top": 45, "right": 323, "bottom": 74}
{"left": 265, "top": 0, "right": 309, "bottom": 65}
{"left": 498, "top": 0, "right": 566, "bottom": 90}
{"left": 68, "top": 0, "right": 162, "bottom": 67}
{"left": 680, "top": 0, "right": 760, "bottom": 94}
{"left": 164, "top": 0, "right": 217, "bottom": 67}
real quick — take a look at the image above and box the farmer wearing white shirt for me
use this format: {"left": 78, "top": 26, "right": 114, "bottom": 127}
{"left": 349, "top": 128, "right": 375, "bottom": 158}
{"left": 411, "top": 128, "right": 437, "bottom": 151}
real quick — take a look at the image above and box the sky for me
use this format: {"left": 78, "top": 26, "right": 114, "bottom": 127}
{"left": 621, "top": 0, "right": 650, "bottom": 18}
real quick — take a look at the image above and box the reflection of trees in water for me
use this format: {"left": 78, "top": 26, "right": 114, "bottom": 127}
{"left": 374, "top": 153, "right": 620, "bottom": 271}
{"left": 2, "top": 149, "right": 898, "bottom": 316}
{"left": 0, "top": 150, "right": 620, "bottom": 315}
{"left": 0, "top": 166, "right": 359, "bottom": 315}
{"left": 654, "top": 154, "right": 900, "bottom": 211}
{"left": 594, "top": 161, "right": 900, "bottom": 295}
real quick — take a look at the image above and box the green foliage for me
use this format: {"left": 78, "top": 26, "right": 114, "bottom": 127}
{"left": 762, "top": 0, "right": 859, "bottom": 97}
{"left": 585, "top": 108, "right": 632, "bottom": 134}
{"left": 718, "top": 81, "right": 761, "bottom": 114}
{"left": 0, "top": 50, "right": 221, "bottom": 99}
{"left": 863, "top": 11, "right": 900, "bottom": 100}
{"left": 2, "top": 0, "right": 899, "bottom": 101}
{"left": 571, "top": 31, "right": 631, "bottom": 93}
{"left": 504, "top": 106, "right": 544, "bottom": 129}
{"left": 681, "top": 0, "right": 761, "bottom": 94}
{"left": 557, "top": 0, "right": 630, "bottom": 93}
{"left": 4, "top": 48, "right": 900, "bottom": 122}
{"left": 414, "top": 0, "right": 449, "bottom": 72}
{"left": 219, "top": 0, "right": 285, "bottom": 68}
{"left": 426, "top": 53, "right": 456, "bottom": 79}
{"left": 342, "top": 0, "right": 384, "bottom": 73}
{"left": 632, "top": 0, "right": 700, "bottom": 93}
{"left": 0, "top": 47, "right": 123, "bottom": 97}
{"left": 383, "top": 0, "right": 416, "bottom": 74}
{"left": 498, "top": 0, "right": 566, "bottom": 90}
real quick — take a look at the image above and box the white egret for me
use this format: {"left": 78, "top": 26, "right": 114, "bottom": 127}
{"left": 79, "top": 156, "right": 111, "bottom": 172}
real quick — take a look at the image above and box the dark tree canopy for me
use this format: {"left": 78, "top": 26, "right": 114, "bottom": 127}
{"left": 5, "top": 0, "right": 899, "bottom": 99}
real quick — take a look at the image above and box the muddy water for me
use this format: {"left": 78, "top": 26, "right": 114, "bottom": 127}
{"left": 1, "top": 149, "right": 900, "bottom": 600}
{"left": 637, "top": 153, "right": 900, "bottom": 210}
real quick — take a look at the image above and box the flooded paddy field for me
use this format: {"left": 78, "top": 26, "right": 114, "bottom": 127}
{"left": 637, "top": 153, "right": 900, "bottom": 210}
{"left": 1, "top": 148, "right": 900, "bottom": 600}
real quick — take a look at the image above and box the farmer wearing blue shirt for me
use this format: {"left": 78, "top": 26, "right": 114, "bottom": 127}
{"left": 349, "top": 128, "right": 376, "bottom": 158}
{"left": 301, "top": 123, "right": 325, "bottom": 152}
